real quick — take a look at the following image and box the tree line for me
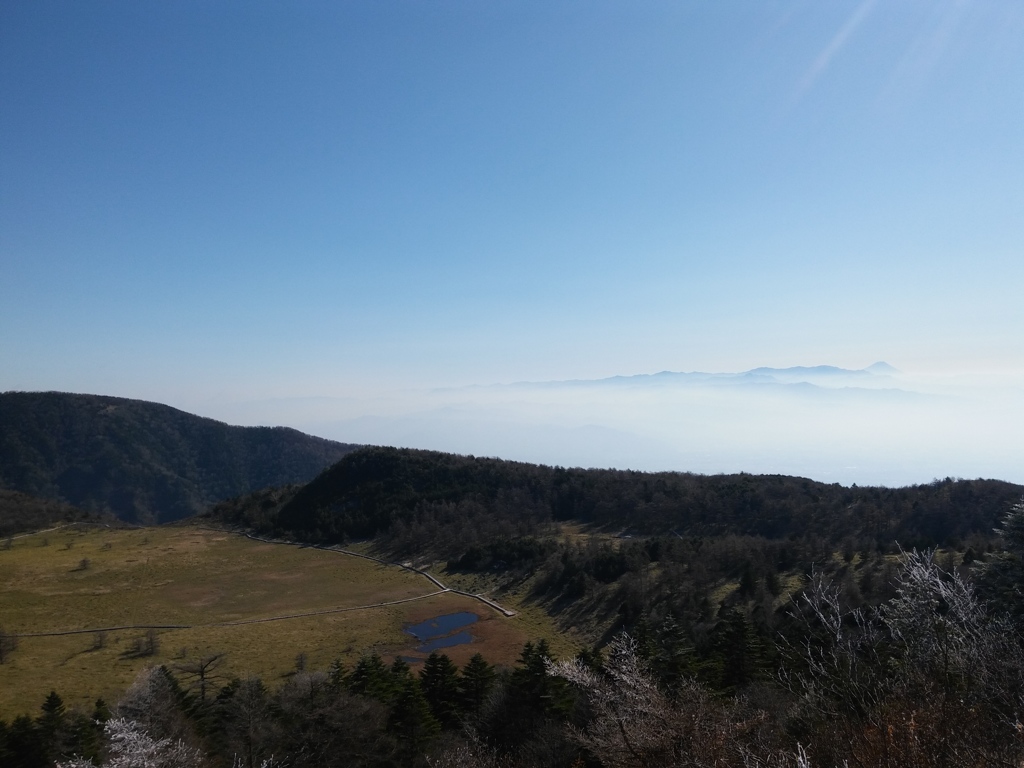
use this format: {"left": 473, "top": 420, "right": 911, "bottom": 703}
{"left": 212, "top": 447, "right": 1021, "bottom": 553}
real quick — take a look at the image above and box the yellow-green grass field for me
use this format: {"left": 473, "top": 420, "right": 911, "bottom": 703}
{"left": 0, "top": 523, "right": 573, "bottom": 719}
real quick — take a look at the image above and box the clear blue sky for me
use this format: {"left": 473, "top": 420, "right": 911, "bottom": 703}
{"left": 3, "top": 0, "right": 1023, "bottom": 406}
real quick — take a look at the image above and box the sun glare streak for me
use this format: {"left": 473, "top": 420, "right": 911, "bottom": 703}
{"left": 876, "top": 0, "right": 969, "bottom": 111}
{"left": 793, "top": 0, "right": 878, "bottom": 102}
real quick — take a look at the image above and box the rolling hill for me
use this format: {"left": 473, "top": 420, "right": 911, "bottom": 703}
{"left": 215, "top": 445, "right": 1024, "bottom": 553}
{"left": 0, "top": 391, "right": 360, "bottom": 523}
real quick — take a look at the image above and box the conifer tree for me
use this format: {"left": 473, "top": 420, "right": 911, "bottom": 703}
{"left": 976, "top": 499, "right": 1024, "bottom": 623}
{"left": 347, "top": 654, "right": 394, "bottom": 701}
{"left": 458, "top": 653, "right": 496, "bottom": 720}
{"left": 387, "top": 678, "right": 439, "bottom": 759}
{"left": 38, "top": 690, "right": 66, "bottom": 736}
{"left": 709, "top": 607, "right": 764, "bottom": 692}
{"left": 327, "top": 658, "right": 348, "bottom": 689}
{"left": 482, "top": 640, "right": 573, "bottom": 749}
{"left": 651, "top": 612, "right": 696, "bottom": 690}
{"left": 6, "top": 715, "right": 46, "bottom": 768}
{"left": 390, "top": 656, "right": 414, "bottom": 684}
{"left": 38, "top": 690, "right": 68, "bottom": 763}
{"left": 92, "top": 699, "right": 111, "bottom": 724}
{"left": 419, "top": 652, "right": 461, "bottom": 729}
{"left": 0, "top": 719, "right": 12, "bottom": 767}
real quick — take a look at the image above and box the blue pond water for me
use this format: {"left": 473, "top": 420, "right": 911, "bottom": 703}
{"left": 404, "top": 612, "right": 478, "bottom": 641}
{"left": 404, "top": 612, "right": 478, "bottom": 652}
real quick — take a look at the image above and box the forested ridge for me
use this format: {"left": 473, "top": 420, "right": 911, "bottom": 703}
{"left": 217, "top": 446, "right": 1022, "bottom": 552}
{"left": 0, "top": 392, "right": 359, "bottom": 524}
{"left": 0, "top": 490, "right": 111, "bottom": 538}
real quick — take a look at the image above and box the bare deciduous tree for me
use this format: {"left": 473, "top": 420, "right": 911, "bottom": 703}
{"left": 782, "top": 549, "right": 1024, "bottom": 768}
{"left": 547, "top": 634, "right": 767, "bottom": 768}
{"left": 55, "top": 717, "right": 207, "bottom": 768}
{"left": 116, "top": 666, "right": 194, "bottom": 744}
{"left": 427, "top": 731, "right": 517, "bottom": 768}
{"left": 123, "top": 629, "right": 160, "bottom": 659}
{"left": 174, "top": 652, "right": 226, "bottom": 704}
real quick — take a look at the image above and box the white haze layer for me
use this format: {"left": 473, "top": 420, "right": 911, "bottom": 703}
{"left": 201, "top": 365, "right": 1024, "bottom": 488}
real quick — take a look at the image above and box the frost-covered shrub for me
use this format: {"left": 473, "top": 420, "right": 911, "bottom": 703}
{"left": 55, "top": 717, "right": 204, "bottom": 768}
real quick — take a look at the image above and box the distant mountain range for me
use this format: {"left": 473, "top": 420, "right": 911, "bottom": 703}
{"left": 0, "top": 391, "right": 360, "bottom": 523}
{"left": 493, "top": 362, "right": 903, "bottom": 390}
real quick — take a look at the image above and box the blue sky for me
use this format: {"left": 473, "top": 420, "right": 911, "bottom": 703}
{"left": 2, "top": 2, "right": 1022, "bottom": 482}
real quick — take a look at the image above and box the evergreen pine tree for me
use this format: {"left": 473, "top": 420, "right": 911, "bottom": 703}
{"left": 348, "top": 653, "right": 394, "bottom": 701}
{"left": 388, "top": 677, "right": 439, "bottom": 760}
{"left": 631, "top": 616, "right": 656, "bottom": 660}
{"left": 652, "top": 612, "right": 696, "bottom": 690}
{"left": 327, "top": 658, "right": 348, "bottom": 689}
{"left": 459, "top": 653, "right": 496, "bottom": 720}
{"left": 419, "top": 652, "right": 461, "bottom": 729}
{"left": 510, "top": 639, "right": 573, "bottom": 717}
{"left": 91, "top": 698, "right": 110, "bottom": 724}
{"left": 976, "top": 500, "right": 1024, "bottom": 623}
{"left": 574, "top": 644, "right": 604, "bottom": 671}
{"left": 37, "top": 691, "right": 67, "bottom": 763}
{"left": 390, "top": 655, "right": 413, "bottom": 684}
{"left": 64, "top": 711, "right": 104, "bottom": 765}
{"left": 709, "top": 607, "right": 764, "bottom": 693}
{"left": 37, "top": 690, "right": 65, "bottom": 736}
{"left": 0, "top": 719, "right": 11, "bottom": 767}
{"left": 6, "top": 714, "right": 46, "bottom": 768}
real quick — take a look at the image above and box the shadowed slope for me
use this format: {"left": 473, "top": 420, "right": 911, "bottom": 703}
{"left": 0, "top": 391, "right": 360, "bottom": 523}
{"left": 258, "top": 446, "right": 1023, "bottom": 552}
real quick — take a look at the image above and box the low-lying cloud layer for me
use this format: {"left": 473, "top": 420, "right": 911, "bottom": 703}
{"left": 206, "top": 364, "right": 1024, "bottom": 488}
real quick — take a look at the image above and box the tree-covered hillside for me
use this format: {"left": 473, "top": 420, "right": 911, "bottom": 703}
{"left": 0, "top": 392, "right": 359, "bottom": 523}
{"left": 240, "top": 446, "right": 1022, "bottom": 552}
{"left": 0, "top": 490, "right": 110, "bottom": 537}
{"left": 210, "top": 446, "right": 1022, "bottom": 652}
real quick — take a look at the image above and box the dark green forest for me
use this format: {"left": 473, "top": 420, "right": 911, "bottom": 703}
{"left": 0, "top": 490, "right": 110, "bottom": 538}
{"left": 0, "top": 392, "right": 359, "bottom": 524}
{"left": 222, "top": 446, "right": 1021, "bottom": 550}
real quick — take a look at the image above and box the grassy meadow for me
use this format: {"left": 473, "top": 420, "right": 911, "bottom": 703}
{"left": 0, "top": 523, "right": 572, "bottom": 719}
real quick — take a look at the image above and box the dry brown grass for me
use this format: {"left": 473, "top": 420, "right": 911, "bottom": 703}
{"left": 0, "top": 523, "right": 571, "bottom": 718}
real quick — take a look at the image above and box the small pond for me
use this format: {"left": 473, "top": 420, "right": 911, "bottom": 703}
{"left": 405, "top": 612, "right": 478, "bottom": 641}
{"left": 404, "top": 612, "right": 478, "bottom": 652}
